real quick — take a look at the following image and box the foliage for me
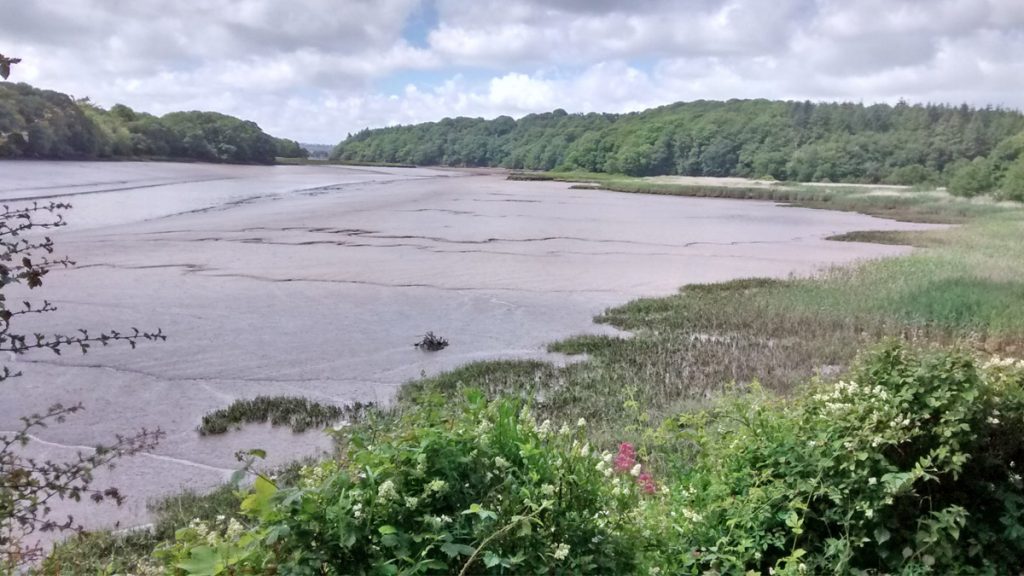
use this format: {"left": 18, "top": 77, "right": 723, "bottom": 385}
{"left": 647, "top": 344, "right": 1024, "bottom": 574}
{"left": 273, "top": 137, "right": 309, "bottom": 159}
{"left": 947, "top": 157, "right": 995, "bottom": 197}
{"left": 0, "top": 201, "right": 166, "bottom": 569}
{"left": 332, "top": 100, "right": 1024, "bottom": 189}
{"left": 35, "top": 485, "right": 243, "bottom": 575}
{"left": 159, "top": 393, "right": 646, "bottom": 575}
{"left": 0, "top": 82, "right": 283, "bottom": 163}
{"left": 0, "top": 54, "right": 21, "bottom": 81}
{"left": 198, "top": 396, "right": 372, "bottom": 435}
{"left": 997, "top": 159, "right": 1024, "bottom": 202}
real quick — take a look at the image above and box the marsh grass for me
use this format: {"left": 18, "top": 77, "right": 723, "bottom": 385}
{"left": 514, "top": 170, "right": 1016, "bottom": 224}
{"left": 406, "top": 203, "right": 1024, "bottom": 441}
{"left": 198, "top": 395, "right": 372, "bottom": 435}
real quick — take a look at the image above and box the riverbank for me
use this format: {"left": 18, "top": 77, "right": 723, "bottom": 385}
{"left": 30, "top": 171, "right": 1024, "bottom": 573}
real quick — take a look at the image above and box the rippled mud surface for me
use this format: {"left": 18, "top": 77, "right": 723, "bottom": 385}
{"left": 0, "top": 161, "right": 938, "bottom": 537}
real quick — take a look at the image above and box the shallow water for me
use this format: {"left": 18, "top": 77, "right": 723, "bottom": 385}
{"left": 0, "top": 161, "right": 938, "bottom": 539}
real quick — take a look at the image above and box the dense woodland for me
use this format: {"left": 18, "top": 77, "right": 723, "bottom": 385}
{"left": 333, "top": 100, "right": 1024, "bottom": 199}
{"left": 0, "top": 82, "right": 306, "bottom": 164}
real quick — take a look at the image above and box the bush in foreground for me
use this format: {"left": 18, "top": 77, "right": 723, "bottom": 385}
{"left": 650, "top": 343, "right": 1024, "bottom": 574}
{"left": 159, "top": 393, "right": 645, "bottom": 575}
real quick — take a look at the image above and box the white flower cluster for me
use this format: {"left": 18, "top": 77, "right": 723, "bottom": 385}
{"left": 300, "top": 463, "right": 332, "bottom": 488}
{"left": 552, "top": 542, "right": 571, "bottom": 560}
{"left": 186, "top": 515, "right": 246, "bottom": 547}
{"left": 377, "top": 479, "right": 399, "bottom": 502}
{"left": 983, "top": 356, "right": 1024, "bottom": 370}
{"left": 679, "top": 508, "right": 703, "bottom": 523}
{"left": 596, "top": 453, "right": 614, "bottom": 478}
{"left": 812, "top": 380, "right": 890, "bottom": 414}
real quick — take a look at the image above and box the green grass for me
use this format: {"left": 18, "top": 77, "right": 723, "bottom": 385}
{"left": 404, "top": 197, "right": 1024, "bottom": 440}
{"left": 511, "top": 170, "right": 1016, "bottom": 224}
{"left": 198, "top": 395, "right": 372, "bottom": 435}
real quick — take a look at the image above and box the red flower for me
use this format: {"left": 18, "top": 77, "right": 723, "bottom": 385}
{"left": 613, "top": 442, "right": 636, "bottom": 473}
{"left": 637, "top": 471, "right": 656, "bottom": 494}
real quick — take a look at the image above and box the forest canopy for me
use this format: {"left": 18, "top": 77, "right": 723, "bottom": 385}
{"left": 0, "top": 82, "right": 306, "bottom": 164}
{"left": 333, "top": 99, "right": 1024, "bottom": 199}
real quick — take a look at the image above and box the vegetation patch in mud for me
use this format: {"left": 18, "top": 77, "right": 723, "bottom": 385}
{"left": 198, "top": 396, "right": 372, "bottom": 435}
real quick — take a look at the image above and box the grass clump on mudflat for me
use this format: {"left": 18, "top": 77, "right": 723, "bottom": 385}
{"left": 198, "top": 395, "right": 372, "bottom": 435}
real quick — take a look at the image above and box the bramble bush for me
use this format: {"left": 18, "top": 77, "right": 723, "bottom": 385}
{"left": 645, "top": 343, "right": 1024, "bottom": 575}
{"left": 158, "top": 392, "right": 652, "bottom": 575}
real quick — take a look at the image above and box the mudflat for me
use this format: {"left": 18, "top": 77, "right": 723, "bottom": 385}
{"left": 0, "top": 161, "right": 937, "bottom": 534}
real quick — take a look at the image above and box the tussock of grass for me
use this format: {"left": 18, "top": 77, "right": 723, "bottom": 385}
{"left": 547, "top": 334, "right": 626, "bottom": 356}
{"left": 198, "top": 395, "right": 371, "bottom": 435}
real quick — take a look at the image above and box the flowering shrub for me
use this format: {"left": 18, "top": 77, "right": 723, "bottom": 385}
{"left": 647, "top": 343, "right": 1024, "bottom": 574}
{"left": 158, "top": 392, "right": 646, "bottom": 575}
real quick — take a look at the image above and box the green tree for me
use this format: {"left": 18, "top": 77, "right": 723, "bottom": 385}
{"left": 948, "top": 157, "right": 995, "bottom": 197}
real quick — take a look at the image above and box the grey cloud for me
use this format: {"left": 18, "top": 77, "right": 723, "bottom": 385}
{"left": 1, "top": 0, "right": 1022, "bottom": 143}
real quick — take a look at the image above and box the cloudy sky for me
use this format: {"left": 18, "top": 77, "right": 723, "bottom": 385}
{"left": 4, "top": 0, "right": 1024, "bottom": 143}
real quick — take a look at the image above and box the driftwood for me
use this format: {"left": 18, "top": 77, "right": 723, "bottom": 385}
{"left": 415, "top": 331, "right": 449, "bottom": 351}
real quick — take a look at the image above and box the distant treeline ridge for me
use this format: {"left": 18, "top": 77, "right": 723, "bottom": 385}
{"left": 333, "top": 99, "right": 1024, "bottom": 199}
{"left": 0, "top": 82, "right": 307, "bottom": 164}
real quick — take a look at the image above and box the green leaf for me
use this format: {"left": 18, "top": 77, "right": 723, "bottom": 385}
{"left": 240, "top": 475, "right": 277, "bottom": 517}
{"left": 440, "top": 542, "right": 476, "bottom": 558}
{"left": 874, "top": 526, "right": 891, "bottom": 545}
{"left": 378, "top": 524, "right": 398, "bottom": 535}
{"left": 177, "top": 546, "right": 220, "bottom": 576}
{"left": 483, "top": 551, "right": 502, "bottom": 567}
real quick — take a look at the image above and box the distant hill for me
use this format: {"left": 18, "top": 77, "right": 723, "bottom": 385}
{"left": 0, "top": 81, "right": 306, "bottom": 164}
{"left": 300, "top": 143, "right": 333, "bottom": 159}
{"left": 331, "top": 100, "right": 1024, "bottom": 193}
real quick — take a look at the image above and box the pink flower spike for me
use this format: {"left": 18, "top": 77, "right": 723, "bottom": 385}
{"left": 637, "top": 471, "right": 656, "bottom": 494}
{"left": 613, "top": 442, "right": 636, "bottom": 472}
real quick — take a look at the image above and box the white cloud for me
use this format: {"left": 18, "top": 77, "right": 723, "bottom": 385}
{"left": 2, "top": 0, "right": 1023, "bottom": 143}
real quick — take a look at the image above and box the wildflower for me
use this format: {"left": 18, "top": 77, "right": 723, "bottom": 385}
{"left": 868, "top": 477, "right": 877, "bottom": 485}
{"left": 225, "top": 518, "right": 244, "bottom": 540}
{"left": 630, "top": 463, "right": 642, "bottom": 477}
{"left": 559, "top": 423, "right": 571, "bottom": 435}
{"left": 681, "top": 508, "right": 703, "bottom": 523}
{"left": 426, "top": 479, "right": 447, "bottom": 493}
{"left": 538, "top": 419, "right": 552, "bottom": 436}
{"left": 614, "top": 442, "right": 637, "bottom": 473}
{"left": 552, "top": 543, "right": 571, "bottom": 560}
{"left": 541, "top": 483, "right": 556, "bottom": 496}
{"left": 494, "top": 456, "right": 510, "bottom": 469}
{"left": 405, "top": 496, "right": 419, "bottom": 509}
{"left": 637, "top": 471, "right": 656, "bottom": 494}
{"left": 353, "top": 503, "right": 364, "bottom": 518}
{"left": 378, "top": 479, "right": 398, "bottom": 502}
{"left": 580, "top": 443, "right": 591, "bottom": 457}
{"left": 439, "top": 514, "right": 452, "bottom": 523}
{"left": 577, "top": 417, "right": 587, "bottom": 427}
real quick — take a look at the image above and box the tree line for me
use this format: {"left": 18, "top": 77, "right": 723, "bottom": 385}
{"left": 332, "top": 99, "right": 1024, "bottom": 200}
{"left": 0, "top": 81, "right": 307, "bottom": 164}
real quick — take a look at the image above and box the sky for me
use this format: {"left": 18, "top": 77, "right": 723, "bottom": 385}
{"left": 4, "top": 0, "right": 1024, "bottom": 144}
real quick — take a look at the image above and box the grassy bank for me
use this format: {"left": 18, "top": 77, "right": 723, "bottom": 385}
{"left": 511, "top": 170, "right": 1013, "bottom": 224}
{"left": 36, "top": 175, "right": 1024, "bottom": 574}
